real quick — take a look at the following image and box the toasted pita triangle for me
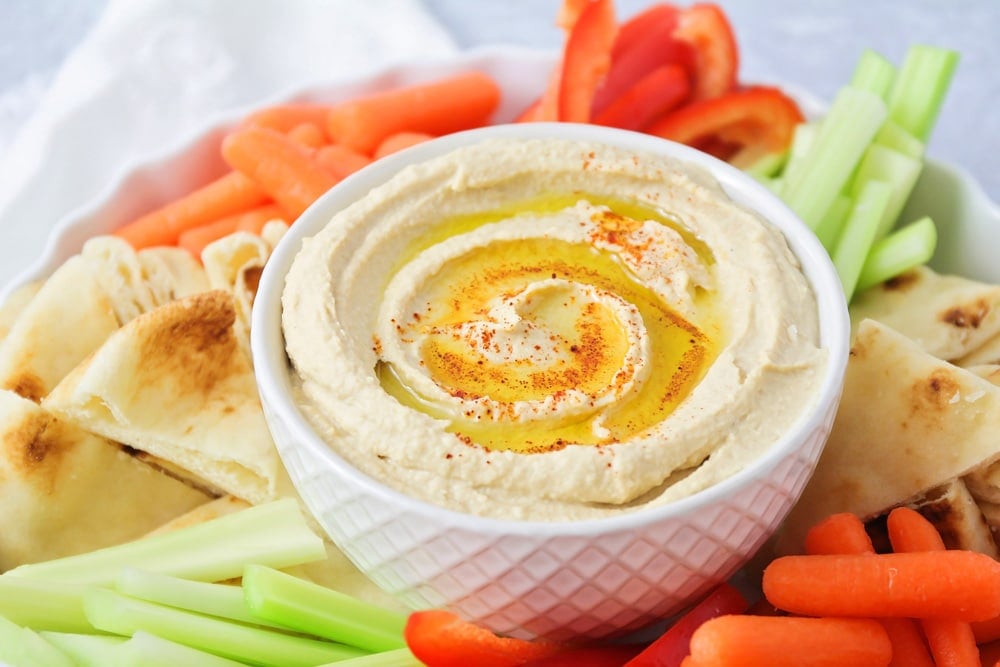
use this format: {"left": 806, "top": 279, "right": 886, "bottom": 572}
{"left": 779, "top": 318, "right": 1000, "bottom": 552}
{"left": 0, "top": 281, "right": 41, "bottom": 345}
{"left": 0, "top": 389, "right": 209, "bottom": 570}
{"left": 850, "top": 265, "right": 1000, "bottom": 361}
{"left": 44, "top": 290, "right": 293, "bottom": 504}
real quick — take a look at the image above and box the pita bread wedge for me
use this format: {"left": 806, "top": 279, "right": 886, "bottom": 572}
{"left": 779, "top": 318, "right": 1000, "bottom": 553}
{"left": 144, "top": 495, "right": 251, "bottom": 537}
{"left": 904, "top": 478, "right": 998, "bottom": 557}
{"left": 850, "top": 265, "right": 1000, "bottom": 361}
{"left": 0, "top": 281, "right": 42, "bottom": 346}
{"left": 958, "top": 332, "right": 1000, "bottom": 368}
{"left": 43, "top": 290, "right": 293, "bottom": 504}
{"left": 0, "top": 389, "right": 210, "bottom": 571}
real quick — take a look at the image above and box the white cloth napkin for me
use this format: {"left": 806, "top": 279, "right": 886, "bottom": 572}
{"left": 0, "top": 0, "right": 457, "bottom": 292}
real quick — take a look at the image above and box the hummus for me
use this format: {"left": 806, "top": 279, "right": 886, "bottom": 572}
{"left": 282, "top": 138, "right": 826, "bottom": 521}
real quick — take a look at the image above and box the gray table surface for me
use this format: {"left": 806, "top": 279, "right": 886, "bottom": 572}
{"left": 1, "top": 0, "right": 997, "bottom": 222}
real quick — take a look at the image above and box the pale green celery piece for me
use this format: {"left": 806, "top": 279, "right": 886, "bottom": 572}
{"left": 855, "top": 216, "right": 937, "bottom": 292}
{"left": 39, "top": 632, "right": 126, "bottom": 667}
{"left": 850, "top": 144, "right": 923, "bottom": 240}
{"left": 813, "top": 193, "right": 852, "bottom": 252}
{"left": 874, "top": 120, "right": 925, "bottom": 159}
{"left": 316, "top": 647, "right": 424, "bottom": 667}
{"left": 757, "top": 176, "right": 783, "bottom": 195}
{"left": 84, "top": 588, "right": 367, "bottom": 667}
{"left": 849, "top": 49, "right": 897, "bottom": 100}
{"left": 116, "top": 567, "right": 293, "bottom": 631}
{"left": 242, "top": 564, "right": 407, "bottom": 653}
{"left": 775, "top": 121, "right": 818, "bottom": 185}
{"left": 779, "top": 87, "right": 887, "bottom": 230}
{"left": 887, "top": 45, "right": 959, "bottom": 142}
{"left": 743, "top": 150, "right": 788, "bottom": 180}
{"left": 0, "top": 577, "right": 93, "bottom": 633}
{"left": 833, "top": 181, "right": 893, "bottom": 300}
{"left": 118, "top": 630, "right": 252, "bottom": 667}
{"left": 6, "top": 498, "right": 326, "bottom": 586}
{"left": 0, "top": 615, "right": 76, "bottom": 667}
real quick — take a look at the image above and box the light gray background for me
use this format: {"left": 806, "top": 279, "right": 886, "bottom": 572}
{"left": 1, "top": 1, "right": 996, "bottom": 200}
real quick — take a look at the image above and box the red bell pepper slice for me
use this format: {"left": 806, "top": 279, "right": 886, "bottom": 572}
{"left": 673, "top": 3, "right": 739, "bottom": 100}
{"left": 557, "top": 0, "right": 618, "bottom": 123}
{"left": 404, "top": 609, "right": 566, "bottom": 667}
{"left": 623, "top": 583, "right": 749, "bottom": 667}
{"left": 593, "top": 63, "right": 690, "bottom": 131}
{"left": 645, "top": 86, "right": 805, "bottom": 167}
{"left": 520, "top": 643, "right": 647, "bottom": 666}
{"left": 556, "top": 0, "right": 593, "bottom": 31}
{"left": 611, "top": 3, "right": 681, "bottom": 60}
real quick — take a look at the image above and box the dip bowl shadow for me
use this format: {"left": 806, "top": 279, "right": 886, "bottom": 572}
{"left": 251, "top": 122, "right": 851, "bottom": 641}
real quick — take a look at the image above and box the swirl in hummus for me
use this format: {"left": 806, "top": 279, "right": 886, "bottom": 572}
{"left": 282, "top": 138, "right": 826, "bottom": 521}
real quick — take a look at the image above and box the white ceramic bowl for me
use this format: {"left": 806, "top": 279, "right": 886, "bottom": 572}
{"left": 250, "top": 121, "right": 852, "bottom": 640}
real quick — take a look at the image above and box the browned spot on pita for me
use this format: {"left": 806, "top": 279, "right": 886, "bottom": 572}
{"left": 1, "top": 410, "right": 75, "bottom": 493}
{"left": 135, "top": 291, "right": 243, "bottom": 398}
{"left": 243, "top": 266, "right": 263, "bottom": 301}
{"left": 911, "top": 369, "right": 961, "bottom": 412}
{"left": 940, "top": 298, "right": 990, "bottom": 329}
{"left": 882, "top": 270, "right": 922, "bottom": 291}
{"left": 2, "top": 371, "right": 46, "bottom": 403}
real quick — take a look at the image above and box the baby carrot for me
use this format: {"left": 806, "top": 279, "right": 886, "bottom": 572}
{"left": 221, "top": 126, "right": 338, "bottom": 219}
{"left": 176, "top": 204, "right": 286, "bottom": 258}
{"left": 887, "top": 507, "right": 981, "bottom": 667}
{"left": 313, "top": 144, "right": 373, "bottom": 181}
{"left": 687, "top": 615, "right": 892, "bottom": 667}
{"left": 762, "top": 551, "right": 1000, "bottom": 621}
{"left": 979, "top": 639, "right": 1000, "bottom": 666}
{"left": 373, "top": 131, "right": 434, "bottom": 159}
{"left": 973, "top": 615, "right": 1000, "bottom": 644}
{"left": 114, "top": 171, "right": 269, "bottom": 249}
{"left": 325, "top": 71, "right": 500, "bottom": 154}
{"left": 242, "top": 103, "right": 333, "bottom": 133}
{"left": 804, "top": 512, "right": 935, "bottom": 667}
{"left": 286, "top": 122, "right": 327, "bottom": 149}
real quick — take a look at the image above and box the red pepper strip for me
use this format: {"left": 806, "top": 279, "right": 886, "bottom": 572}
{"left": 672, "top": 3, "right": 739, "bottom": 100}
{"left": 591, "top": 9, "right": 694, "bottom": 115}
{"left": 515, "top": 97, "right": 544, "bottom": 123}
{"left": 594, "top": 64, "right": 690, "bottom": 131}
{"left": 404, "top": 609, "right": 566, "bottom": 667}
{"left": 520, "top": 644, "right": 647, "bottom": 666}
{"left": 623, "top": 583, "right": 749, "bottom": 667}
{"left": 556, "top": 0, "right": 593, "bottom": 31}
{"left": 611, "top": 3, "right": 681, "bottom": 60}
{"left": 645, "top": 86, "right": 804, "bottom": 167}
{"left": 557, "top": 0, "right": 618, "bottom": 123}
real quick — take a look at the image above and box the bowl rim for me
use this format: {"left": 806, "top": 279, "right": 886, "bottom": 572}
{"left": 250, "top": 121, "right": 852, "bottom": 537}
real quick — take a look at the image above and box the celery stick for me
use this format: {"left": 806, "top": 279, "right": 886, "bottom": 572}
{"left": 780, "top": 87, "right": 887, "bottom": 230}
{"left": 0, "top": 615, "right": 76, "bottom": 667}
{"left": 117, "top": 567, "right": 292, "bottom": 631}
{"left": 874, "top": 120, "right": 925, "bottom": 159}
{"left": 849, "top": 49, "right": 897, "bottom": 100}
{"left": 7, "top": 498, "right": 326, "bottom": 585}
{"left": 744, "top": 150, "right": 788, "bottom": 180}
{"left": 119, "top": 630, "right": 252, "bottom": 667}
{"left": 833, "top": 181, "right": 892, "bottom": 300}
{"left": 855, "top": 216, "right": 937, "bottom": 292}
{"left": 242, "top": 565, "right": 407, "bottom": 653}
{"left": 850, "top": 144, "right": 924, "bottom": 239}
{"left": 776, "top": 121, "right": 817, "bottom": 185}
{"left": 813, "top": 193, "right": 852, "bottom": 252}
{"left": 84, "top": 588, "right": 367, "bottom": 667}
{"left": 39, "top": 632, "right": 126, "bottom": 667}
{"left": 317, "top": 647, "right": 424, "bottom": 667}
{"left": 887, "top": 44, "right": 959, "bottom": 142}
{"left": 0, "top": 577, "right": 92, "bottom": 633}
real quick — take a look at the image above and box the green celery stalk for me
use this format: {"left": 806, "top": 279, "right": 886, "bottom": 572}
{"left": 813, "top": 193, "right": 852, "bottom": 252}
{"left": 833, "top": 181, "right": 893, "bottom": 300}
{"left": 38, "top": 632, "right": 126, "bottom": 667}
{"left": 855, "top": 216, "right": 937, "bottom": 292}
{"left": 874, "top": 120, "right": 925, "bottom": 159}
{"left": 0, "top": 577, "right": 93, "bottom": 633}
{"left": 84, "top": 588, "right": 366, "bottom": 667}
{"left": 6, "top": 498, "right": 326, "bottom": 585}
{"left": 776, "top": 121, "right": 818, "bottom": 185}
{"left": 887, "top": 44, "right": 960, "bottom": 142}
{"left": 0, "top": 615, "right": 76, "bottom": 667}
{"left": 118, "top": 630, "right": 252, "bottom": 667}
{"left": 850, "top": 49, "right": 897, "bottom": 99}
{"left": 316, "top": 647, "right": 424, "bottom": 667}
{"left": 779, "top": 87, "right": 887, "bottom": 230}
{"left": 242, "top": 564, "right": 407, "bottom": 653}
{"left": 850, "top": 144, "right": 924, "bottom": 239}
{"left": 116, "top": 568, "right": 292, "bottom": 631}
{"left": 744, "top": 150, "right": 788, "bottom": 180}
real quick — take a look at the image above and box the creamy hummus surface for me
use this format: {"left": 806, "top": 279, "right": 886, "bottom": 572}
{"left": 281, "top": 138, "right": 826, "bottom": 520}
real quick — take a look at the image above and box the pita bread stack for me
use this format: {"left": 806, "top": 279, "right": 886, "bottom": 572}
{"left": 780, "top": 266, "right": 1000, "bottom": 553}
